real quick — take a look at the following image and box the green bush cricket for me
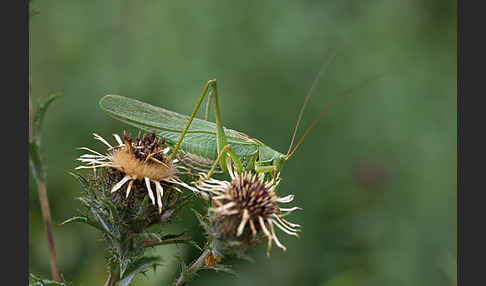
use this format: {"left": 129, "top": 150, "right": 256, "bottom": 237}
{"left": 99, "top": 61, "right": 378, "bottom": 181}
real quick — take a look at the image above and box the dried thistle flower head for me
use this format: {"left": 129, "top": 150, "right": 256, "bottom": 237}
{"left": 76, "top": 131, "right": 198, "bottom": 213}
{"left": 196, "top": 157, "right": 301, "bottom": 256}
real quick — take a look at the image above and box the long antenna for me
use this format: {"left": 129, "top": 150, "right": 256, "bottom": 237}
{"left": 286, "top": 51, "right": 337, "bottom": 155}
{"left": 287, "top": 73, "right": 384, "bottom": 158}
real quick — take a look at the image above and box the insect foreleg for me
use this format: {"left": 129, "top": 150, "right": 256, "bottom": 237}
{"left": 254, "top": 164, "right": 277, "bottom": 174}
{"left": 254, "top": 161, "right": 279, "bottom": 180}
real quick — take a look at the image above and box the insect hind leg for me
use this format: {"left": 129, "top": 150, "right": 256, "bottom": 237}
{"left": 168, "top": 79, "right": 242, "bottom": 175}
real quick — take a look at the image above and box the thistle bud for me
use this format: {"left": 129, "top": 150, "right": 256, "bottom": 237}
{"left": 196, "top": 158, "right": 301, "bottom": 257}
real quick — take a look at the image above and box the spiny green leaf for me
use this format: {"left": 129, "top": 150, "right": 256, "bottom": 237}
{"left": 157, "top": 232, "right": 201, "bottom": 250}
{"left": 68, "top": 172, "right": 91, "bottom": 193}
{"left": 119, "top": 256, "right": 132, "bottom": 279}
{"left": 191, "top": 208, "right": 210, "bottom": 234}
{"left": 208, "top": 264, "right": 238, "bottom": 277}
{"left": 101, "top": 199, "right": 121, "bottom": 226}
{"left": 160, "top": 208, "right": 176, "bottom": 223}
{"left": 29, "top": 93, "right": 62, "bottom": 192}
{"left": 119, "top": 256, "right": 162, "bottom": 286}
{"left": 134, "top": 196, "right": 151, "bottom": 219}
{"left": 93, "top": 210, "right": 119, "bottom": 240}
{"left": 136, "top": 232, "right": 162, "bottom": 242}
{"left": 62, "top": 214, "right": 105, "bottom": 233}
{"left": 32, "top": 93, "right": 62, "bottom": 145}
{"left": 61, "top": 216, "right": 88, "bottom": 225}
{"left": 172, "top": 193, "right": 197, "bottom": 212}
{"left": 77, "top": 197, "right": 118, "bottom": 239}
{"left": 76, "top": 197, "right": 94, "bottom": 208}
{"left": 184, "top": 239, "right": 203, "bottom": 251}
{"left": 29, "top": 273, "right": 73, "bottom": 286}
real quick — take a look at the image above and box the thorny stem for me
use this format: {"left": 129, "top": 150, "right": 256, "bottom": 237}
{"left": 37, "top": 180, "right": 61, "bottom": 281}
{"left": 29, "top": 96, "right": 61, "bottom": 282}
{"left": 174, "top": 249, "right": 211, "bottom": 286}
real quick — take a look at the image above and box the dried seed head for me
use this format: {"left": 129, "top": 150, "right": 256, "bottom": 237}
{"left": 111, "top": 131, "right": 176, "bottom": 182}
{"left": 76, "top": 131, "right": 199, "bottom": 213}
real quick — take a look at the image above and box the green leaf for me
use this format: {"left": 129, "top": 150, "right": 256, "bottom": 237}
{"left": 29, "top": 94, "right": 62, "bottom": 183}
{"left": 61, "top": 216, "right": 88, "bottom": 225}
{"left": 100, "top": 198, "right": 121, "bottom": 227}
{"left": 208, "top": 264, "right": 237, "bottom": 277}
{"left": 119, "top": 256, "right": 132, "bottom": 279}
{"left": 76, "top": 197, "right": 94, "bottom": 208}
{"left": 184, "top": 239, "right": 203, "bottom": 251}
{"left": 77, "top": 197, "right": 119, "bottom": 240}
{"left": 68, "top": 172, "right": 91, "bottom": 193}
{"left": 136, "top": 232, "right": 162, "bottom": 242}
{"left": 192, "top": 208, "right": 210, "bottom": 234}
{"left": 29, "top": 273, "right": 73, "bottom": 286}
{"left": 134, "top": 196, "right": 152, "bottom": 220}
{"left": 61, "top": 215, "right": 105, "bottom": 233}
{"left": 93, "top": 209, "right": 119, "bottom": 240}
{"left": 158, "top": 233, "right": 201, "bottom": 250}
{"left": 32, "top": 93, "right": 62, "bottom": 145}
{"left": 119, "top": 256, "right": 162, "bottom": 286}
{"left": 29, "top": 142, "right": 46, "bottom": 182}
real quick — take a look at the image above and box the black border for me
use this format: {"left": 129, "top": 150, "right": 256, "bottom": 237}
{"left": 4, "top": 0, "right": 29, "bottom": 284}
{"left": 459, "top": 0, "right": 486, "bottom": 285}
{"left": 25, "top": 0, "right": 30, "bottom": 284}
{"left": 457, "top": 0, "right": 462, "bottom": 285}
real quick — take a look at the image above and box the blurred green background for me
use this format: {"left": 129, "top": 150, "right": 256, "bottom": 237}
{"left": 29, "top": 0, "right": 456, "bottom": 285}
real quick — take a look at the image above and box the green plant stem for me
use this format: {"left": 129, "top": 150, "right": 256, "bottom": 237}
{"left": 139, "top": 238, "right": 190, "bottom": 248}
{"left": 174, "top": 249, "right": 211, "bottom": 286}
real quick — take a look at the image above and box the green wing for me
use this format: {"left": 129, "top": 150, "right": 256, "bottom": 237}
{"left": 99, "top": 95, "right": 260, "bottom": 162}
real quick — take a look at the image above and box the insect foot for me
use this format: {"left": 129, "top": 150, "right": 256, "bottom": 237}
{"left": 195, "top": 157, "right": 302, "bottom": 257}
{"left": 76, "top": 131, "right": 200, "bottom": 214}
